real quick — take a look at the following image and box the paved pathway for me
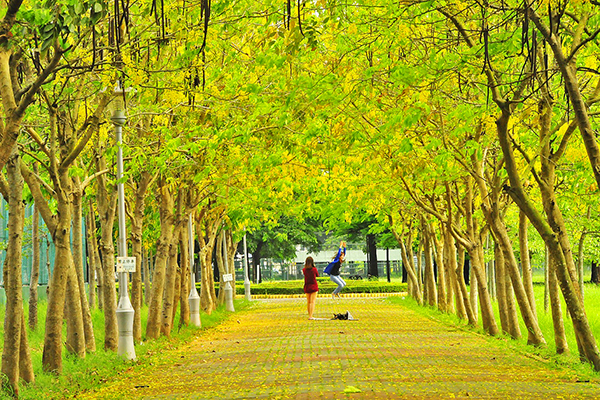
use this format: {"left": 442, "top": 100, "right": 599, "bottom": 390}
{"left": 87, "top": 297, "right": 600, "bottom": 399}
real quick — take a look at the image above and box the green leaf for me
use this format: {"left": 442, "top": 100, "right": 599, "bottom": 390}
{"left": 343, "top": 386, "right": 362, "bottom": 393}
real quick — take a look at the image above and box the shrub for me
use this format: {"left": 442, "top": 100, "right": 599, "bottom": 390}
{"left": 211, "top": 279, "right": 407, "bottom": 295}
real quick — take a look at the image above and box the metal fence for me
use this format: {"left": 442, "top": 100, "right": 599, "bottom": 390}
{"left": 0, "top": 196, "right": 87, "bottom": 287}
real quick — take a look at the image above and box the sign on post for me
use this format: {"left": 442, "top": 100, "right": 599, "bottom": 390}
{"left": 222, "top": 273, "right": 233, "bottom": 282}
{"left": 116, "top": 256, "right": 136, "bottom": 273}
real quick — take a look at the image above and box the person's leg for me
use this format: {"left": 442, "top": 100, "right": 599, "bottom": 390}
{"left": 308, "top": 292, "right": 317, "bottom": 318}
{"left": 338, "top": 276, "right": 346, "bottom": 294}
{"left": 306, "top": 293, "right": 311, "bottom": 318}
{"left": 329, "top": 275, "right": 337, "bottom": 297}
{"left": 331, "top": 275, "right": 344, "bottom": 295}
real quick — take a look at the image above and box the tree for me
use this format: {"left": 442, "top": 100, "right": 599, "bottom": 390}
{"left": 246, "top": 216, "right": 324, "bottom": 281}
{"left": 0, "top": 151, "right": 34, "bottom": 395}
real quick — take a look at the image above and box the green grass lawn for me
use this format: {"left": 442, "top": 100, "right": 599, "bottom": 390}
{"left": 0, "top": 299, "right": 249, "bottom": 399}
{"left": 390, "top": 282, "right": 600, "bottom": 377}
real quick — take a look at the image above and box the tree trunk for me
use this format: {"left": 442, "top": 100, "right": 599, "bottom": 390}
{"left": 454, "top": 243, "right": 475, "bottom": 326}
{"left": 65, "top": 259, "right": 86, "bottom": 357}
{"left": 544, "top": 247, "right": 550, "bottom": 313}
{"left": 161, "top": 227, "right": 181, "bottom": 337}
{"left": 487, "top": 256, "right": 496, "bottom": 300}
{"left": 144, "top": 247, "right": 151, "bottom": 305}
{"left": 87, "top": 201, "right": 103, "bottom": 311}
{"left": 28, "top": 204, "right": 40, "bottom": 330}
{"left": 366, "top": 233, "right": 378, "bottom": 277}
{"left": 519, "top": 210, "right": 537, "bottom": 320}
{"left": 429, "top": 222, "right": 447, "bottom": 312}
{"left": 32, "top": 172, "right": 85, "bottom": 371}
{"left": 226, "top": 230, "right": 238, "bottom": 300}
{"left": 494, "top": 242, "right": 510, "bottom": 335}
{"left": 548, "top": 256, "right": 569, "bottom": 354}
{"left": 146, "top": 180, "right": 175, "bottom": 339}
{"left": 527, "top": 7, "right": 600, "bottom": 193}
{"left": 1, "top": 154, "right": 34, "bottom": 395}
{"left": 96, "top": 162, "right": 119, "bottom": 351}
{"left": 179, "top": 226, "right": 190, "bottom": 327}
{"left": 391, "top": 218, "right": 422, "bottom": 305}
{"left": 469, "top": 242, "right": 498, "bottom": 336}
{"left": 592, "top": 261, "right": 599, "bottom": 285}
{"left": 129, "top": 171, "right": 153, "bottom": 343}
{"left": 86, "top": 212, "right": 96, "bottom": 311}
{"left": 169, "top": 246, "right": 182, "bottom": 330}
{"left": 468, "top": 257, "right": 478, "bottom": 322}
{"left": 442, "top": 187, "right": 470, "bottom": 322}
{"left": 494, "top": 242, "right": 521, "bottom": 340}
{"left": 217, "top": 229, "right": 226, "bottom": 305}
{"left": 498, "top": 106, "right": 600, "bottom": 369}
{"left": 416, "top": 239, "right": 423, "bottom": 287}
{"left": 440, "top": 222, "right": 454, "bottom": 314}
{"left": 71, "top": 176, "right": 96, "bottom": 353}
{"left": 422, "top": 219, "right": 437, "bottom": 307}
{"left": 525, "top": 7, "right": 600, "bottom": 369}
{"left": 576, "top": 206, "right": 590, "bottom": 299}
{"left": 18, "top": 312, "right": 34, "bottom": 383}
{"left": 198, "top": 209, "right": 222, "bottom": 313}
{"left": 480, "top": 197, "right": 542, "bottom": 345}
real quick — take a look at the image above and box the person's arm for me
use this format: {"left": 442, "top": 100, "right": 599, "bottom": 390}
{"left": 333, "top": 248, "right": 342, "bottom": 262}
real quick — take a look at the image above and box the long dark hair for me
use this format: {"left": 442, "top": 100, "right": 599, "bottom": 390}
{"left": 305, "top": 256, "right": 315, "bottom": 269}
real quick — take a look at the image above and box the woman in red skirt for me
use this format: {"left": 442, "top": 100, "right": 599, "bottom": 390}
{"left": 302, "top": 256, "right": 319, "bottom": 319}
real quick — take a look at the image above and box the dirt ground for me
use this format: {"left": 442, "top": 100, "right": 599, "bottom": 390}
{"left": 82, "top": 296, "right": 600, "bottom": 399}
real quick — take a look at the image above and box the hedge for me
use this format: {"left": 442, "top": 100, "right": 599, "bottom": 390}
{"left": 207, "top": 279, "right": 407, "bottom": 296}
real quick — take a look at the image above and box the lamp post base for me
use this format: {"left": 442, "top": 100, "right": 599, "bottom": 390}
{"left": 116, "top": 307, "right": 136, "bottom": 360}
{"left": 244, "top": 280, "right": 252, "bottom": 301}
{"left": 188, "top": 293, "right": 201, "bottom": 327}
{"left": 224, "top": 285, "right": 235, "bottom": 312}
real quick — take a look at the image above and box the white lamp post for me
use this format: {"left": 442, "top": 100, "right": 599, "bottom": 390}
{"left": 112, "top": 89, "right": 136, "bottom": 360}
{"left": 243, "top": 231, "right": 251, "bottom": 301}
{"left": 188, "top": 213, "right": 201, "bottom": 327}
{"left": 222, "top": 230, "right": 235, "bottom": 312}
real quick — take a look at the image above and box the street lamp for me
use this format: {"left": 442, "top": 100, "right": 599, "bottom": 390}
{"left": 222, "top": 230, "right": 235, "bottom": 312}
{"left": 243, "top": 231, "right": 251, "bottom": 301}
{"left": 188, "top": 213, "right": 201, "bottom": 327}
{"left": 112, "top": 86, "right": 136, "bottom": 360}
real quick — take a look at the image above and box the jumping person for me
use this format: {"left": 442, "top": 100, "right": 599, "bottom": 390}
{"left": 325, "top": 241, "right": 346, "bottom": 298}
{"left": 302, "top": 256, "right": 319, "bottom": 319}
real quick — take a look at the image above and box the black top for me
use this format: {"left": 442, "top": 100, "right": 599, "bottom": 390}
{"left": 329, "top": 260, "right": 341, "bottom": 276}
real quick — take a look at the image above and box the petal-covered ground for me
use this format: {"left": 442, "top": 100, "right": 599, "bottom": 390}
{"left": 84, "top": 296, "right": 600, "bottom": 399}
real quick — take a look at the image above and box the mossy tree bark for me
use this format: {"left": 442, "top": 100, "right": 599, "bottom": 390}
{"left": 86, "top": 200, "right": 103, "bottom": 310}
{"left": 429, "top": 222, "right": 447, "bottom": 312}
{"left": 96, "top": 149, "right": 119, "bottom": 351}
{"left": 161, "top": 224, "right": 182, "bottom": 337}
{"left": 1, "top": 152, "right": 34, "bottom": 395}
{"left": 71, "top": 175, "right": 96, "bottom": 353}
{"left": 421, "top": 217, "right": 437, "bottom": 307}
{"left": 216, "top": 229, "right": 226, "bottom": 306}
{"left": 391, "top": 216, "right": 422, "bottom": 305}
{"left": 179, "top": 225, "right": 191, "bottom": 327}
{"left": 146, "top": 178, "right": 175, "bottom": 339}
{"left": 28, "top": 201, "right": 40, "bottom": 330}
{"left": 519, "top": 211, "right": 536, "bottom": 320}
{"left": 197, "top": 205, "right": 224, "bottom": 313}
{"left": 127, "top": 171, "right": 156, "bottom": 342}
{"left": 403, "top": 176, "right": 496, "bottom": 335}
